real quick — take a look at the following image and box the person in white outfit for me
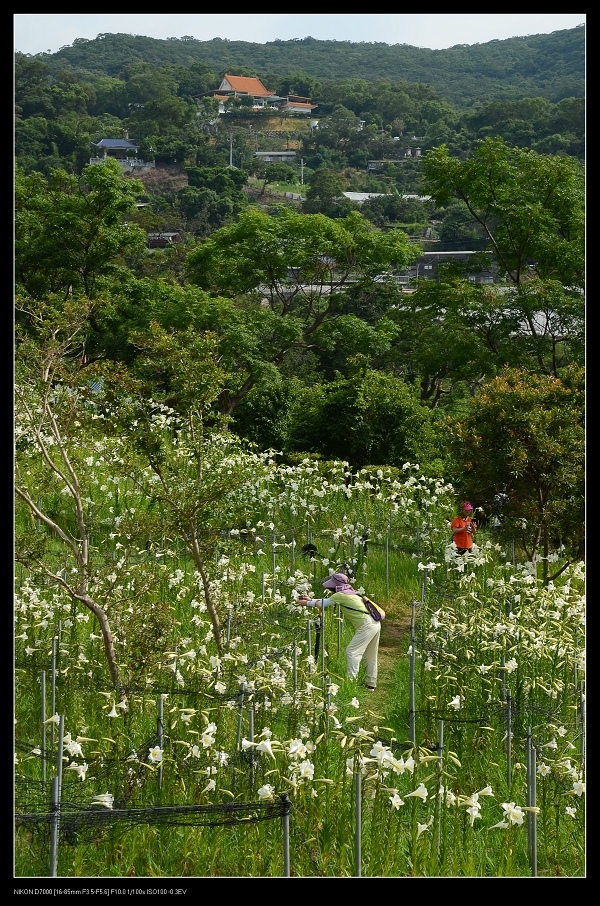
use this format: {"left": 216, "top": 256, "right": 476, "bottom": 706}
{"left": 297, "top": 572, "right": 381, "bottom": 690}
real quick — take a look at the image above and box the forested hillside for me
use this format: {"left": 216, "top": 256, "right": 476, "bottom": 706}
{"left": 14, "top": 25, "right": 586, "bottom": 566}
{"left": 14, "top": 30, "right": 586, "bottom": 881}
{"left": 30, "top": 27, "right": 585, "bottom": 108}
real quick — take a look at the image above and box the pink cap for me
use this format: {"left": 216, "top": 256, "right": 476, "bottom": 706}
{"left": 462, "top": 502, "right": 473, "bottom": 511}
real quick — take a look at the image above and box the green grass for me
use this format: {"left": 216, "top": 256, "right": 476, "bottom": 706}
{"left": 14, "top": 463, "right": 585, "bottom": 877}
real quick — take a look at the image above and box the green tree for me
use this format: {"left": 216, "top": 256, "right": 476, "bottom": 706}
{"left": 310, "top": 105, "right": 362, "bottom": 152}
{"left": 15, "top": 299, "right": 126, "bottom": 690}
{"left": 182, "top": 207, "right": 418, "bottom": 418}
{"left": 173, "top": 62, "right": 218, "bottom": 99}
{"left": 49, "top": 80, "right": 94, "bottom": 117}
{"left": 317, "top": 79, "right": 373, "bottom": 116}
{"left": 497, "top": 279, "right": 584, "bottom": 376}
{"left": 15, "top": 159, "right": 147, "bottom": 300}
{"left": 444, "top": 365, "right": 584, "bottom": 578}
{"left": 275, "top": 71, "right": 322, "bottom": 100}
{"left": 123, "top": 62, "right": 179, "bottom": 106}
{"left": 127, "top": 95, "right": 195, "bottom": 137}
{"left": 14, "top": 300, "right": 278, "bottom": 683}
{"left": 383, "top": 280, "right": 507, "bottom": 408}
{"left": 230, "top": 377, "right": 307, "bottom": 451}
{"left": 304, "top": 166, "right": 345, "bottom": 204}
{"left": 463, "top": 97, "right": 553, "bottom": 144}
{"left": 253, "top": 161, "right": 298, "bottom": 195}
{"left": 383, "top": 270, "right": 583, "bottom": 411}
{"left": 91, "top": 276, "right": 304, "bottom": 420}
{"left": 102, "top": 322, "right": 280, "bottom": 655}
{"left": 437, "top": 202, "right": 483, "bottom": 250}
{"left": 176, "top": 186, "right": 238, "bottom": 236}
{"left": 361, "top": 194, "right": 430, "bottom": 232}
{"left": 14, "top": 117, "right": 55, "bottom": 173}
{"left": 417, "top": 137, "right": 584, "bottom": 389}
{"left": 88, "top": 76, "right": 129, "bottom": 118}
{"left": 186, "top": 165, "right": 248, "bottom": 197}
{"left": 371, "top": 81, "right": 418, "bottom": 127}
{"left": 286, "top": 366, "right": 441, "bottom": 471}
{"left": 185, "top": 205, "right": 418, "bottom": 302}
{"left": 14, "top": 52, "right": 55, "bottom": 119}
{"left": 422, "top": 138, "right": 585, "bottom": 288}
{"left": 302, "top": 166, "right": 355, "bottom": 216}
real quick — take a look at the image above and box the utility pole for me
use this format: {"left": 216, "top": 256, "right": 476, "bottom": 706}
{"left": 300, "top": 158, "right": 304, "bottom": 185}
{"left": 229, "top": 133, "right": 233, "bottom": 168}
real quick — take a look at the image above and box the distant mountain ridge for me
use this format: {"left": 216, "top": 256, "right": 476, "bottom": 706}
{"left": 32, "top": 26, "right": 585, "bottom": 109}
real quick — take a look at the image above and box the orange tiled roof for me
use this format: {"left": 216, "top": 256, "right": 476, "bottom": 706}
{"left": 220, "top": 74, "right": 273, "bottom": 97}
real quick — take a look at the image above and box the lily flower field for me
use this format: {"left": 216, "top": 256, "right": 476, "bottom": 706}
{"left": 15, "top": 434, "right": 585, "bottom": 877}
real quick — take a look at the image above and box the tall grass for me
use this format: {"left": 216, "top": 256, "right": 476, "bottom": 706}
{"left": 15, "top": 462, "right": 585, "bottom": 877}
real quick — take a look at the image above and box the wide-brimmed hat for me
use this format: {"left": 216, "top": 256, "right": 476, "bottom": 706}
{"left": 322, "top": 572, "right": 359, "bottom": 595}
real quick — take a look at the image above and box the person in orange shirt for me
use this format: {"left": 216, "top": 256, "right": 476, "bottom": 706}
{"left": 451, "top": 501, "right": 477, "bottom": 554}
